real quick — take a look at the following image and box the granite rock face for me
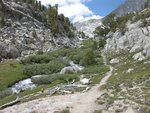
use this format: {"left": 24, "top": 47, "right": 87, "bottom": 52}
{"left": 0, "top": 0, "right": 80, "bottom": 58}
{"left": 74, "top": 19, "right": 102, "bottom": 38}
{"left": 105, "top": 20, "right": 150, "bottom": 60}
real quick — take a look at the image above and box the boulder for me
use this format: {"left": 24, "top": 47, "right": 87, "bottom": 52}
{"left": 110, "top": 58, "right": 119, "bottom": 64}
{"left": 0, "top": 41, "right": 7, "bottom": 58}
{"left": 126, "top": 68, "right": 134, "bottom": 73}
{"left": 129, "top": 45, "right": 141, "bottom": 53}
{"left": 80, "top": 78, "right": 90, "bottom": 85}
{"left": 143, "top": 44, "right": 150, "bottom": 57}
{"left": 133, "top": 52, "right": 145, "bottom": 61}
{"left": 60, "top": 66, "right": 75, "bottom": 74}
{"left": 0, "top": 42, "right": 20, "bottom": 58}
{"left": 6, "top": 46, "right": 20, "bottom": 58}
{"left": 60, "top": 61, "right": 84, "bottom": 74}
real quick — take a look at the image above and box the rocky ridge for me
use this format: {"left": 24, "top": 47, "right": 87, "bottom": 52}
{"left": 113, "top": 0, "right": 150, "bottom": 16}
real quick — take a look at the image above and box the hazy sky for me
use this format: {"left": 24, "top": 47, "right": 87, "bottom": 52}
{"left": 38, "top": 0, "right": 126, "bottom": 22}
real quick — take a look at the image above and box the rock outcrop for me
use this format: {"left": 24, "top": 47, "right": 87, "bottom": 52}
{"left": 105, "top": 20, "right": 150, "bottom": 60}
{"left": 0, "top": 0, "right": 80, "bottom": 58}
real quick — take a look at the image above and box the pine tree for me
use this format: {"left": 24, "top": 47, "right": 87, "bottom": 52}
{"left": 38, "top": 1, "right": 42, "bottom": 11}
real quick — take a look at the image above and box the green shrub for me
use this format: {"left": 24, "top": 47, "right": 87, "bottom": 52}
{"left": 31, "top": 74, "right": 79, "bottom": 85}
{"left": 60, "top": 109, "right": 70, "bottom": 113}
{"left": 23, "top": 58, "right": 69, "bottom": 77}
{"left": 140, "top": 19, "right": 150, "bottom": 27}
{"left": 94, "top": 26, "right": 110, "bottom": 37}
{"left": 93, "top": 110, "right": 102, "bottom": 113}
{"left": 71, "top": 54, "right": 82, "bottom": 64}
{"left": 21, "top": 54, "right": 54, "bottom": 64}
{"left": 98, "top": 38, "right": 106, "bottom": 48}
{"left": 82, "top": 65, "right": 108, "bottom": 74}
{"left": 82, "top": 49, "right": 95, "bottom": 66}
{"left": 0, "top": 89, "right": 12, "bottom": 99}
{"left": 31, "top": 74, "right": 60, "bottom": 84}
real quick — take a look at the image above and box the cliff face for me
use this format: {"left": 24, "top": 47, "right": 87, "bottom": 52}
{"left": 113, "top": 0, "right": 150, "bottom": 16}
{"left": 105, "top": 21, "right": 150, "bottom": 56}
{"left": 105, "top": 8, "right": 150, "bottom": 61}
{"left": 0, "top": 0, "right": 80, "bottom": 58}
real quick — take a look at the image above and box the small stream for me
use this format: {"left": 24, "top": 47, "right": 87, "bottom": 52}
{"left": 11, "top": 78, "right": 36, "bottom": 94}
{"left": 10, "top": 61, "right": 84, "bottom": 94}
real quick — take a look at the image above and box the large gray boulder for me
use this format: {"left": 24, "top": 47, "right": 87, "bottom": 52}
{"left": 0, "top": 41, "right": 7, "bottom": 58}
{"left": 0, "top": 41, "right": 20, "bottom": 58}
{"left": 60, "top": 61, "right": 84, "bottom": 74}
{"left": 60, "top": 66, "right": 75, "bottom": 74}
{"left": 143, "top": 43, "right": 150, "bottom": 57}
{"left": 6, "top": 45, "right": 20, "bottom": 58}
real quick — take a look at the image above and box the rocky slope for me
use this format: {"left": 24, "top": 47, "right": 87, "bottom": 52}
{"left": 0, "top": 0, "right": 80, "bottom": 59}
{"left": 113, "top": 0, "right": 150, "bottom": 16}
{"left": 74, "top": 19, "right": 102, "bottom": 38}
{"left": 97, "top": 2, "right": 150, "bottom": 112}
{"left": 105, "top": 11, "right": 150, "bottom": 61}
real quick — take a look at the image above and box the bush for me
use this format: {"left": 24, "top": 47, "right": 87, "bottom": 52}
{"left": 94, "top": 26, "right": 110, "bottom": 37}
{"left": 82, "top": 49, "right": 95, "bottom": 66}
{"left": 93, "top": 110, "right": 102, "bottom": 113}
{"left": 31, "top": 74, "right": 79, "bottom": 85}
{"left": 71, "top": 55, "right": 82, "bottom": 64}
{"left": 31, "top": 74, "right": 60, "bottom": 84}
{"left": 23, "top": 58, "right": 69, "bottom": 77}
{"left": 98, "top": 38, "right": 106, "bottom": 48}
{"left": 60, "top": 109, "right": 70, "bottom": 113}
{"left": 140, "top": 19, "right": 150, "bottom": 27}
{"left": 0, "top": 89, "right": 12, "bottom": 99}
{"left": 81, "top": 65, "right": 108, "bottom": 74}
{"left": 21, "top": 54, "right": 54, "bottom": 64}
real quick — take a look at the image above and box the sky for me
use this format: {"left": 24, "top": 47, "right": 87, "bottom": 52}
{"left": 38, "top": 0, "right": 126, "bottom": 22}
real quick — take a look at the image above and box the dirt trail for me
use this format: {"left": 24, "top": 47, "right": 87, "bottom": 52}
{"left": 0, "top": 54, "right": 113, "bottom": 113}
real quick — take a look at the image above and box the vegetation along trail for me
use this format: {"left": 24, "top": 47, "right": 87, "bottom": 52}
{"left": 0, "top": 52, "right": 113, "bottom": 113}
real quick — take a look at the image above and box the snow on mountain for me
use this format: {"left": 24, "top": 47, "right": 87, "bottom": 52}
{"left": 74, "top": 19, "right": 102, "bottom": 38}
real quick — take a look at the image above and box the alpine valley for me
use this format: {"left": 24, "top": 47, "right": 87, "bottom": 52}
{"left": 0, "top": 0, "right": 150, "bottom": 113}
